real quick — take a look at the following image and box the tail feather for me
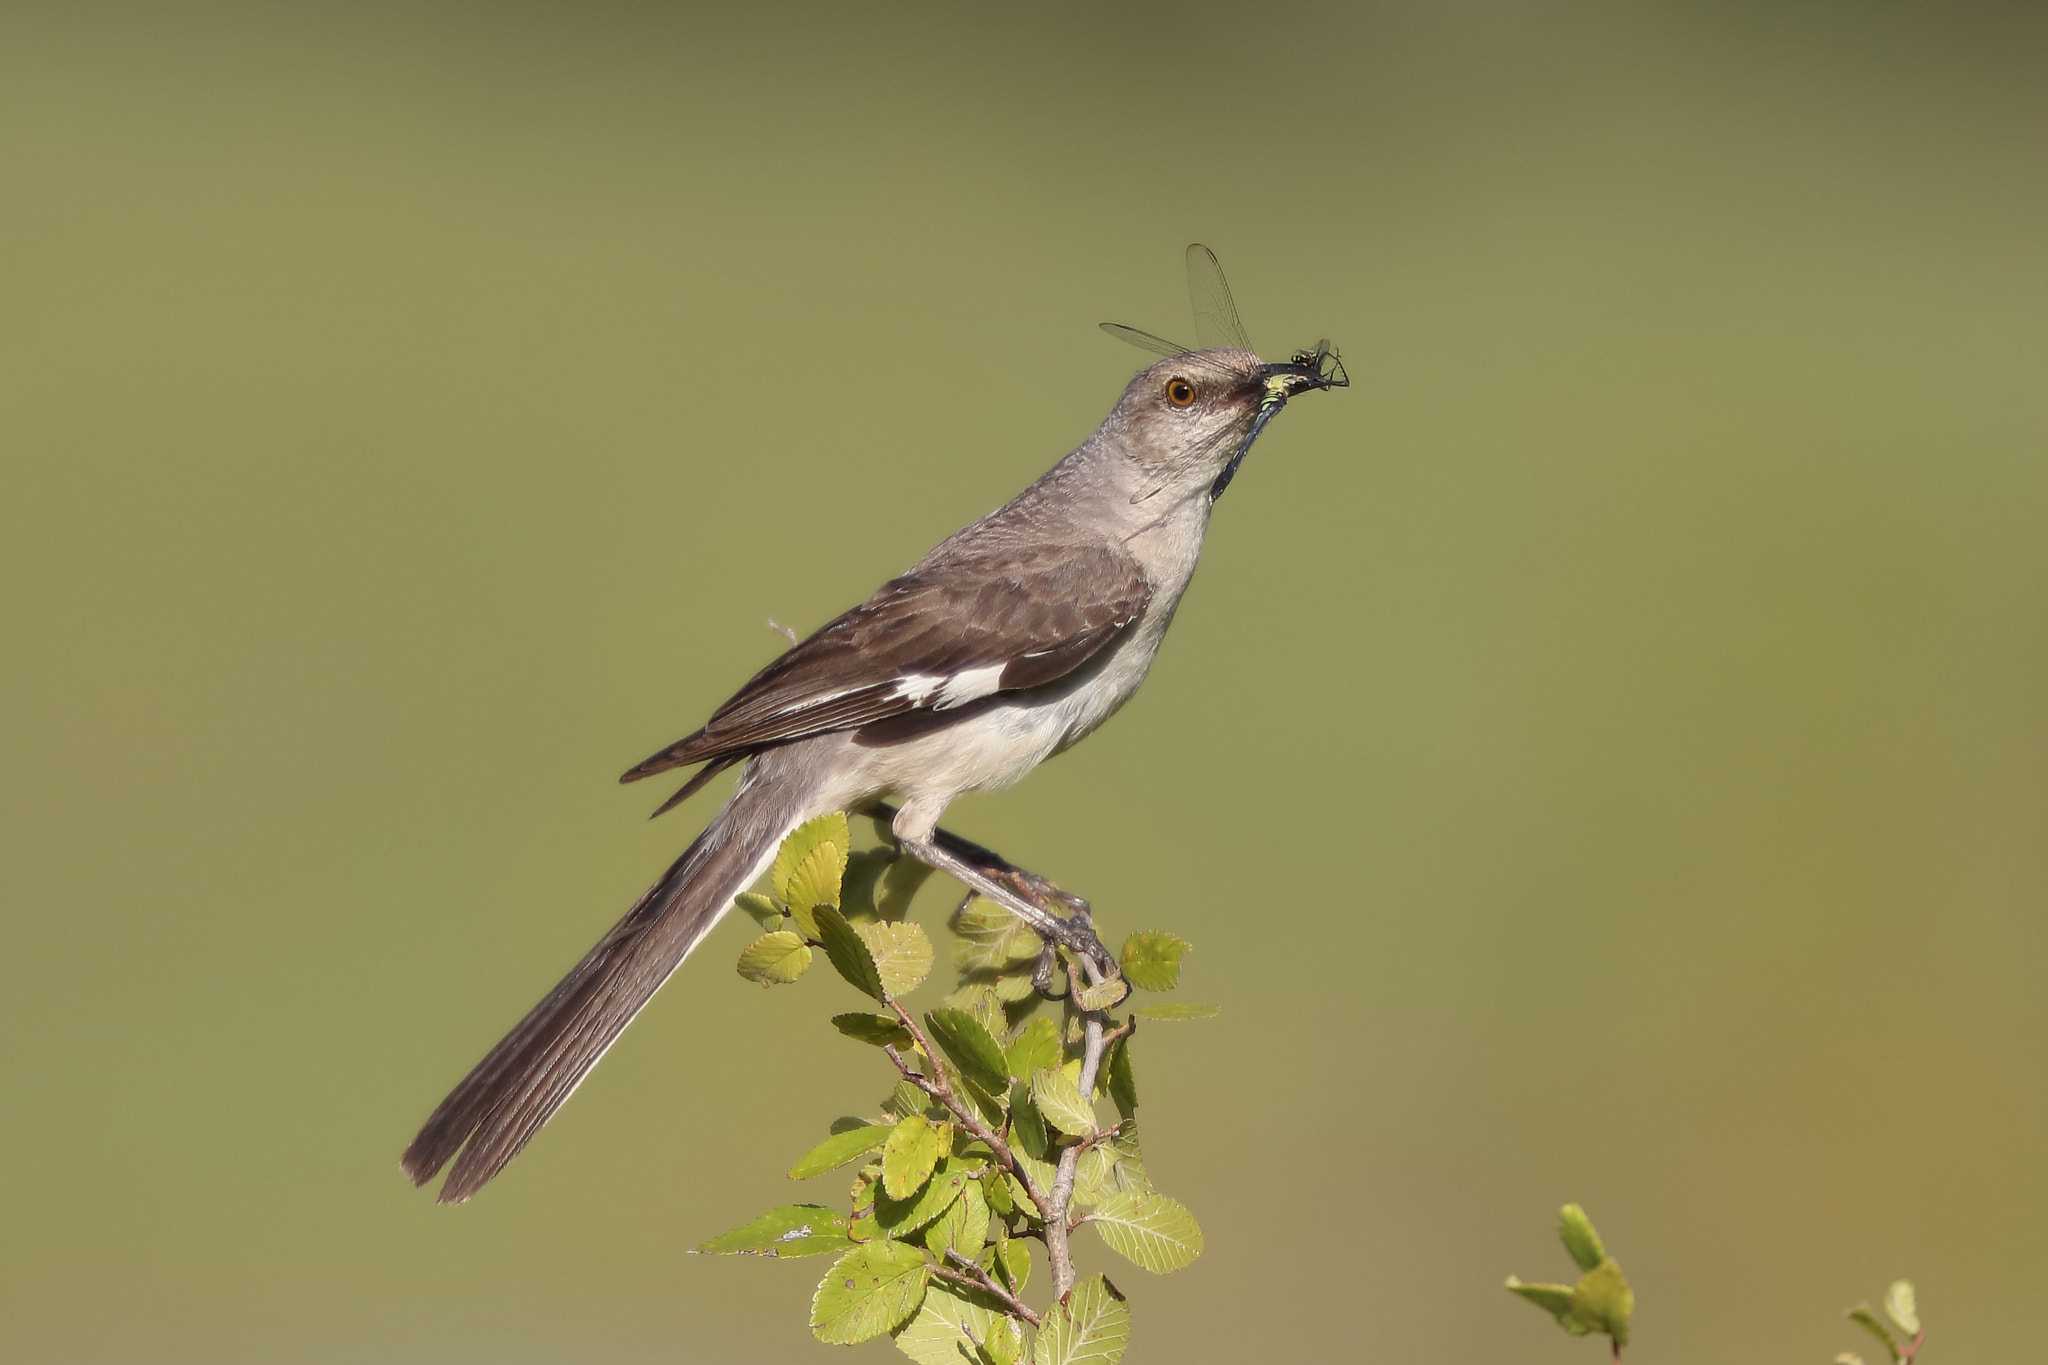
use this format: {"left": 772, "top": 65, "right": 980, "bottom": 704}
{"left": 402, "top": 770, "right": 804, "bottom": 1203}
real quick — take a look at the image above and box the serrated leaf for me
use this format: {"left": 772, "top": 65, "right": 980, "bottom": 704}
{"left": 892, "top": 1281, "right": 1009, "bottom": 1365}
{"left": 834, "top": 1012, "right": 913, "bottom": 1047}
{"left": 1073, "top": 976, "right": 1127, "bottom": 1011}
{"left": 1848, "top": 1306, "right": 1903, "bottom": 1363}
{"left": 696, "top": 1204, "right": 852, "bottom": 1258}
{"left": 810, "top": 1239, "right": 930, "bottom": 1345}
{"left": 1571, "top": 1259, "right": 1632, "bottom": 1347}
{"left": 1007, "top": 1016, "right": 1061, "bottom": 1081}
{"left": 816, "top": 904, "right": 887, "bottom": 1000}
{"left": 1131, "top": 1003, "right": 1219, "bottom": 1021}
{"left": 1033, "top": 1274, "right": 1129, "bottom": 1365}
{"left": 877, "top": 1157, "right": 972, "bottom": 1235}
{"left": 922, "top": 1178, "right": 989, "bottom": 1263}
{"left": 1107, "top": 1122, "right": 1150, "bottom": 1193}
{"left": 859, "top": 920, "right": 935, "bottom": 996}
{"left": 885, "top": 1079, "right": 932, "bottom": 1121}
{"left": 790, "top": 1123, "right": 892, "bottom": 1179}
{"left": 877, "top": 855, "right": 934, "bottom": 921}
{"left": 1885, "top": 1280, "right": 1920, "bottom": 1337}
{"left": 735, "top": 891, "right": 785, "bottom": 931}
{"left": 1072, "top": 1144, "right": 1115, "bottom": 1210}
{"left": 1086, "top": 1191, "right": 1202, "bottom": 1273}
{"left": 736, "top": 930, "right": 813, "bottom": 985}
{"left": 1105, "top": 1035, "right": 1136, "bottom": 1118}
{"left": 1558, "top": 1203, "right": 1605, "bottom": 1272}
{"left": 1030, "top": 1067, "right": 1096, "bottom": 1139}
{"left": 982, "top": 1315, "right": 1027, "bottom": 1365}
{"left": 883, "top": 1114, "right": 943, "bottom": 1200}
{"left": 994, "top": 1229, "right": 1031, "bottom": 1293}
{"left": 926, "top": 1009, "right": 1011, "bottom": 1096}
{"left": 1506, "top": 1277, "right": 1586, "bottom": 1334}
{"left": 775, "top": 811, "right": 850, "bottom": 900}
{"left": 1117, "top": 931, "right": 1191, "bottom": 991}
{"left": 952, "top": 896, "right": 1041, "bottom": 972}
{"left": 839, "top": 847, "right": 891, "bottom": 922}
{"left": 784, "top": 840, "right": 846, "bottom": 938}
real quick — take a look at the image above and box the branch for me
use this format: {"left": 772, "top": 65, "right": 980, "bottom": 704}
{"left": 936, "top": 1249, "right": 1042, "bottom": 1327}
{"left": 1043, "top": 950, "right": 1112, "bottom": 1301}
{"left": 883, "top": 1008, "right": 1053, "bottom": 1223}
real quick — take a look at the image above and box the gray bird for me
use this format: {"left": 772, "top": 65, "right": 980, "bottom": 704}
{"left": 402, "top": 245, "right": 1346, "bottom": 1202}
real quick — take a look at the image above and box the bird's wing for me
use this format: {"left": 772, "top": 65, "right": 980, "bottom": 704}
{"left": 621, "top": 542, "right": 1153, "bottom": 785}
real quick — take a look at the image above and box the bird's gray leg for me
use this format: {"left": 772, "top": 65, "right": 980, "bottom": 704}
{"left": 895, "top": 833, "right": 1117, "bottom": 973}
{"left": 868, "top": 800, "right": 1117, "bottom": 977}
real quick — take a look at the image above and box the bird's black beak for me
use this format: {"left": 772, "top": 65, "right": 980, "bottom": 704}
{"left": 1210, "top": 345, "right": 1349, "bottom": 503}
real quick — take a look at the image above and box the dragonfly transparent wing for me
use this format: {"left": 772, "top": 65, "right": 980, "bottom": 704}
{"left": 1098, "top": 322, "right": 1191, "bottom": 357}
{"left": 1186, "top": 243, "right": 1254, "bottom": 352}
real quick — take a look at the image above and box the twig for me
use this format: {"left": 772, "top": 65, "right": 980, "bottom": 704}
{"left": 1043, "top": 950, "right": 1111, "bottom": 1301}
{"left": 883, "top": 1010, "right": 1053, "bottom": 1222}
{"left": 937, "top": 1249, "right": 1042, "bottom": 1327}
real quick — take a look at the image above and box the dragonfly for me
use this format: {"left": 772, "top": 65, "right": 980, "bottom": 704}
{"left": 1101, "top": 244, "right": 1349, "bottom": 501}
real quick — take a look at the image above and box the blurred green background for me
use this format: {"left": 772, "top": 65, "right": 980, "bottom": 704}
{"left": 3, "top": 2, "right": 2044, "bottom": 1360}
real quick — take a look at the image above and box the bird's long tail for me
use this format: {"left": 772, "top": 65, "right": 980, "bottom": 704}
{"left": 401, "top": 759, "right": 809, "bottom": 1203}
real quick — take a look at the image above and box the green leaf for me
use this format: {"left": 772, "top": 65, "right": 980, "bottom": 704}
{"left": 775, "top": 811, "right": 849, "bottom": 900}
{"left": 1557, "top": 1203, "right": 1605, "bottom": 1272}
{"left": 883, "top": 1114, "right": 943, "bottom": 1200}
{"left": 1506, "top": 1277, "right": 1586, "bottom": 1335}
{"left": 926, "top": 1009, "right": 1012, "bottom": 1096}
{"left": 877, "top": 1157, "right": 973, "bottom": 1236}
{"left": 859, "top": 920, "right": 935, "bottom": 996}
{"left": 810, "top": 1239, "right": 930, "bottom": 1345}
{"left": 1086, "top": 1191, "right": 1202, "bottom": 1273}
{"left": 1885, "top": 1280, "right": 1920, "bottom": 1337}
{"left": 1131, "top": 1003, "right": 1219, "bottom": 1021}
{"left": 839, "top": 847, "right": 891, "bottom": 922}
{"left": 1104, "top": 1035, "right": 1137, "bottom": 1118}
{"left": 892, "top": 1280, "right": 1009, "bottom": 1365}
{"left": 1570, "top": 1259, "right": 1632, "bottom": 1347}
{"left": 1033, "top": 1274, "right": 1129, "bottom": 1365}
{"left": 1107, "top": 1122, "right": 1150, "bottom": 1193}
{"left": 885, "top": 1080, "right": 932, "bottom": 1121}
{"left": 982, "top": 1315, "right": 1027, "bottom": 1365}
{"left": 1030, "top": 1067, "right": 1096, "bottom": 1139}
{"left": 696, "top": 1204, "right": 852, "bottom": 1258}
{"left": 1848, "top": 1306, "right": 1903, "bottom": 1364}
{"left": 1117, "top": 931, "right": 1192, "bottom": 991}
{"left": 1072, "top": 1144, "right": 1115, "bottom": 1210}
{"left": 1073, "top": 976, "right": 1127, "bottom": 1011}
{"left": 994, "top": 1228, "right": 1031, "bottom": 1293}
{"left": 736, "top": 930, "right": 813, "bottom": 985}
{"left": 876, "top": 855, "right": 934, "bottom": 921}
{"left": 784, "top": 840, "right": 846, "bottom": 935}
{"left": 833, "top": 1012, "right": 914, "bottom": 1048}
{"left": 1006, "top": 1016, "right": 1062, "bottom": 1081}
{"left": 735, "top": 891, "right": 784, "bottom": 931}
{"left": 922, "top": 1178, "right": 989, "bottom": 1263}
{"left": 789, "top": 1123, "right": 891, "bottom": 1179}
{"left": 816, "top": 904, "right": 887, "bottom": 1000}
{"left": 952, "top": 896, "right": 1041, "bottom": 973}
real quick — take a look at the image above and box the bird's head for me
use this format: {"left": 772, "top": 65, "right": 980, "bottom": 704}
{"left": 1110, "top": 342, "right": 1347, "bottom": 504}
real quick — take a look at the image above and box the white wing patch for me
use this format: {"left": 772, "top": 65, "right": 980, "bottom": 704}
{"left": 890, "top": 675, "right": 945, "bottom": 703}
{"left": 887, "top": 665, "right": 1007, "bottom": 711}
{"left": 935, "top": 663, "right": 1006, "bottom": 709}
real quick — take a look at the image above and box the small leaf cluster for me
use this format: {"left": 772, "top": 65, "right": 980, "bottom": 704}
{"left": 699, "top": 813, "right": 1218, "bottom": 1364}
{"left": 1506, "top": 1204, "right": 1635, "bottom": 1357}
{"left": 1838, "top": 1280, "right": 1924, "bottom": 1365}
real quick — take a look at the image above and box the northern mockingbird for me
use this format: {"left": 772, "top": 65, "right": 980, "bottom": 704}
{"left": 403, "top": 246, "right": 1346, "bottom": 1202}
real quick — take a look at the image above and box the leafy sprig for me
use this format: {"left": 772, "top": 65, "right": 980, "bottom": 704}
{"left": 698, "top": 812, "right": 1216, "bottom": 1364}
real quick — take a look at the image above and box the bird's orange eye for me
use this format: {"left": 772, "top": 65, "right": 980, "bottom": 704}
{"left": 1166, "top": 378, "right": 1196, "bottom": 407}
